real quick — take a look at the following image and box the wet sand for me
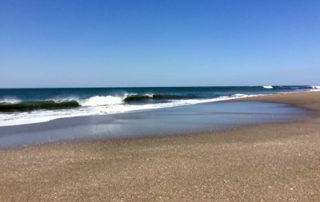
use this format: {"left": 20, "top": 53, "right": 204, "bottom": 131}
{"left": 0, "top": 91, "right": 320, "bottom": 201}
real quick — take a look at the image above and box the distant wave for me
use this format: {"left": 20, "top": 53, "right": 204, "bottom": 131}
{"left": 263, "top": 85, "right": 273, "bottom": 89}
{"left": 123, "top": 94, "right": 197, "bottom": 103}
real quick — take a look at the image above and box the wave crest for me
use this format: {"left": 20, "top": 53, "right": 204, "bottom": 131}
{"left": 0, "top": 101, "right": 80, "bottom": 113}
{"left": 0, "top": 98, "right": 21, "bottom": 104}
{"left": 80, "top": 96, "right": 123, "bottom": 107}
{"left": 263, "top": 85, "right": 273, "bottom": 89}
{"left": 123, "top": 94, "right": 197, "bottom": 103}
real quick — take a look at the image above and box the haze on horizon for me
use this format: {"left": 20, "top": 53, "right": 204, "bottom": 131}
{"left": 0, "top": 0, "right": 319, "bottom": 88}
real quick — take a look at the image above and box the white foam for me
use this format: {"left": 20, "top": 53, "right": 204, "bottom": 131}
{"left": 79, "top": 95, "right": 124, "bottom": 107}
{"left": 0, "top": 94, "right": 255, "bottom": 127}
{"left": 0, "top": 98, "right": 21, "bottom": 103}
{"left": 263, "top": 85, "right": 273, "bottom": 89}
{"left": 309, "top": 86, "right": 320, "bottom": 92}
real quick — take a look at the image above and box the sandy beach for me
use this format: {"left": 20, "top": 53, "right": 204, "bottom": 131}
{"left": 0, "top": 91, "right": 319, "bottom": 201}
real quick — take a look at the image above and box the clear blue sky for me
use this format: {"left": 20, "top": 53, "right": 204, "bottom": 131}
{"left": 0, "top": 0, "right": 319, "bottom": 88}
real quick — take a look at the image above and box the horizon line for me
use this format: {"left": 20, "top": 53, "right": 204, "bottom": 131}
{"left": 0, "top": 84, "right": 315, "bottom": 89}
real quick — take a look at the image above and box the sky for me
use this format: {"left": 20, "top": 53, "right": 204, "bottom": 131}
{"left": 0, "top": 0, "right": 319, "bottom": 88}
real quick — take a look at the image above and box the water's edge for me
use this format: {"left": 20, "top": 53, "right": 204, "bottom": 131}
{"left": 0, "top": 101, "right": 308, "bottom": 149}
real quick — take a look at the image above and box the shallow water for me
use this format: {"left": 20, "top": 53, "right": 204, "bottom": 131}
{"left": 0, "top": 101, "right": 306, "bottom": 149}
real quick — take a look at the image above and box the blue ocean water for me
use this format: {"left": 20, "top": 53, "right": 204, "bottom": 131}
{"left": 0, "top": 85, "right": 317, "bottom": 126}
{"left": 0, "top": 86, "right": 313, "bottom": 102}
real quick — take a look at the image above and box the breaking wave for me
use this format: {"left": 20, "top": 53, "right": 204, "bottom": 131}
{"left": 0, "top": 98, "right": 21, "bottom": 104}
{"left": 0, "top": 93, "right": 254, "bottom": 126}
{"left": 123, "top": 94, "right": 197, "bottom": 103}
{"left": 263, "top": 85, "right": 273, "bottom": 89}
{"left": 0, "top": 101, "right": 80, "bottom": 112}
{"left": 0, "top": 94, "right": 197, "bottom": 112}
{"left": 309, "top": 85, "right": 320, "bottom": 92}
{"left": 79, "top": 95, "right": 123, "bottom": 106}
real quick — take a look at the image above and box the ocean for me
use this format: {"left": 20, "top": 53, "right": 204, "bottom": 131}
{"left": 0, "top": 85, "right": 318, "bottom": 127}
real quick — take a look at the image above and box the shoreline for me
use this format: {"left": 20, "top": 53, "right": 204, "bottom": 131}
{"left": 1, "top": 91, "right": 320, "bottom": 201}
{"left": 0, "top": 88, "right": 313, "bottom": 127}
{"left": 238, "top": 90, "right": 320, "bottom": 111}
{"left": 0, "top": 99, "right": 306, "bottom": 150}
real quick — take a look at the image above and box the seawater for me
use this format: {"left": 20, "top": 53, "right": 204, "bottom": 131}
{"left": 0, "top": 85, "right": 316, "bottom": 126}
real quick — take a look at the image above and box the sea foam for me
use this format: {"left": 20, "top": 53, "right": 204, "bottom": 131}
{"left": 0, "top": 98, "right": 21, "bottom": 103}
{"left": 263, "top": 85, "right": 273, "bottom": 89}
{"left": 310, "top": 86, "right": 320, "bottom": 92}
{"left": 80, "top": 95, "right": 124, "bottom": 107}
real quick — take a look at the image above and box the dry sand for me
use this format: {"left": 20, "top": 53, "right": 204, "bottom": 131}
{"left": 0, "top": 91, "right": 320, "bottom": 201}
